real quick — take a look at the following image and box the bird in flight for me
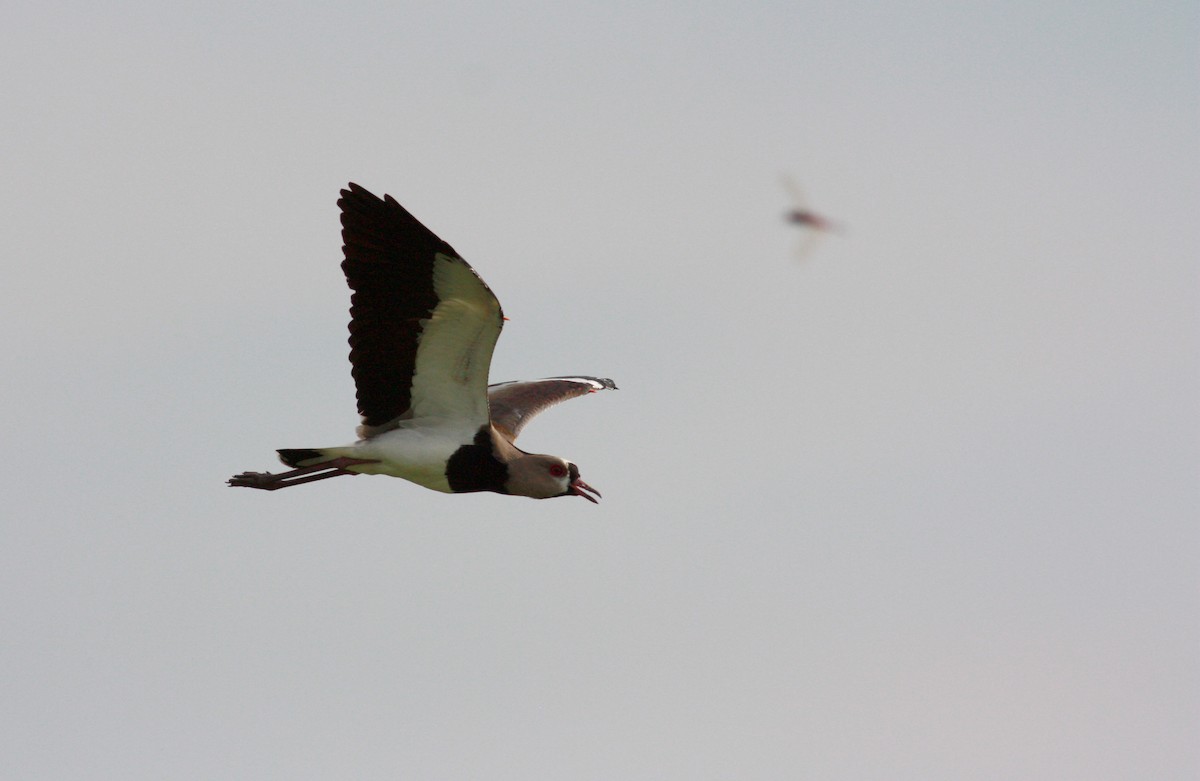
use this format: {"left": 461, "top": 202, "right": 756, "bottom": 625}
{"left": 781, "top": 175, "right": 841, "bottom": 260}
{"left": 229, "top": 183, "right": 615, "bottom": 503}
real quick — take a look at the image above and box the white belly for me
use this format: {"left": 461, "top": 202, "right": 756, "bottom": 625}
{"left": 345, "top": 422, "right": 478, "bottom": 493}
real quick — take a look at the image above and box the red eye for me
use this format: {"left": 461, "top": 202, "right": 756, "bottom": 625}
{"left": 549, "top": 463, "right": 567, "bottom": 478}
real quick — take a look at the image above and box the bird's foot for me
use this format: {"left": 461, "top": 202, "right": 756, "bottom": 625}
{"left": 227, "top": 457, "right": 378, "bottom": 490}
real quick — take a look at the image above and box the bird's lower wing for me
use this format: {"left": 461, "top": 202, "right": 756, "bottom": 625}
{"left": 488, "top": 376, "right": 617, "bottom": 441}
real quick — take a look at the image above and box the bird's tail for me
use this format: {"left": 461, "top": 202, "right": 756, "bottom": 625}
{"left": 277, "top": 448, "right": 335, "bottom": 468}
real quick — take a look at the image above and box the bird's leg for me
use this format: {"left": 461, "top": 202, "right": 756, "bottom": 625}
{"left": 227, "top": 457, "right": 379, "bottom": 490}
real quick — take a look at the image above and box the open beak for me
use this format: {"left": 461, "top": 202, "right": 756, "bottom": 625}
{"left": 568, "top": 478, "right": 601, "bottom": 504}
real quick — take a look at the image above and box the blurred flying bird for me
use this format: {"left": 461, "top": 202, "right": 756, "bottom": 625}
{"left": 781, "top": 175, "right": 841, "bottom": 260}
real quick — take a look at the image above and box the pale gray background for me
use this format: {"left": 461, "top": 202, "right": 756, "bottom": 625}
{"left": 2, "top": 1, "right": 1196, "bottom": 779}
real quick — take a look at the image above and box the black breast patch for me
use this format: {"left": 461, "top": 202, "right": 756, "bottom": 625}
{"left": 445, "top": 427, "right": 509, "bottom": 494}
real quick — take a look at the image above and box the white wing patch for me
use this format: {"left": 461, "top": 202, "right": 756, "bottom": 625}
{"left": 409, "top": 253, "right": 503, "bottom": 426}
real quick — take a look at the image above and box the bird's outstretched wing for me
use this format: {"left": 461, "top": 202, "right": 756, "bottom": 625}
{"left": 340, "top": 183, "right": 505, "bottom": 438}
{"left": 488, "top": 376, "right": 617, "bottom": 441}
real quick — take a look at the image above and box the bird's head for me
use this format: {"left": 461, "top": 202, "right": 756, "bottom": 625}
{"left": 505, "top": 454, "right": 601, "bottom": 503}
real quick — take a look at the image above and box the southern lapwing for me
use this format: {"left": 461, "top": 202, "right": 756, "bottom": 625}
{"left": 228, "top": 183, "right": 615, "bottom": 503}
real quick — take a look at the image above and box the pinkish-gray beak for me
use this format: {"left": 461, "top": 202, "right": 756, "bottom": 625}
{"left": 569, "top": 478, "right": 601, "bottom": 504}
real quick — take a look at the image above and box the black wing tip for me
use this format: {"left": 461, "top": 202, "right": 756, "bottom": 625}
{"left": 340, "top": 182, "right": 401, "bottom": 204}
{"left": 339, "top": 182, "right": 382, "bottom": 208}
{"left": 338, "top": 182, "right": 463, "bottom": 261}
{"left": 339, "top": 183, "right": 407, "bottom": 214}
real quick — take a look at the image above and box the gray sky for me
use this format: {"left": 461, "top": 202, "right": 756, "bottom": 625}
{"left": 2, "top": 1, "right": 1197, "bottom": 778}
